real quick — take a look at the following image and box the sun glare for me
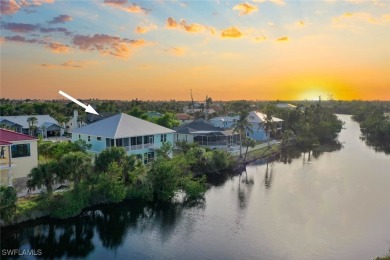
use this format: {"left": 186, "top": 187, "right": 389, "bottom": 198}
{"left": 299, "top": 89, "right": 328, "bottom": 101}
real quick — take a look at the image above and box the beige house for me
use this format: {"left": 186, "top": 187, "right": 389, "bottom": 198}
{"left": 0, "top": 129, "right": 38, "bottom": 186}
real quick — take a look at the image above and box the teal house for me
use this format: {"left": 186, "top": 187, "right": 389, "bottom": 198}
{"left": 71, "top": 113, "right": 175, "bottom": 163}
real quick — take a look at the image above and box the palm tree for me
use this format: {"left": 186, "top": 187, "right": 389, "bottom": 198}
{"left": 262, "top": 109, "right": 275, "bottom": 147}
{"left": 233, "top": 110, "right": 252, "bottom": 158}
{"left": 77, "top": 113, "right": 86, "bottom": 128}
{"left": 220, "top": 103, "right": 230, "bottom": 116}
{"left": 27, "top": 161, "right": 59, "bottom": 194}
{"left": 41, "top": 125, "right": 46, "bottom": 138}
{"left": 243, "top": 138, "right": 256, "bottom": 161}
{"left": 281, "top": 130, "right": 295, "bottom": 147}
{"left": 27, "top": 116, "right": 38, "bottom": 136}
{"left": 58, "top": 152, "right": 92, "bottom": 188}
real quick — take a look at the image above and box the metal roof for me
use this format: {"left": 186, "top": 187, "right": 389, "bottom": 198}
{"left": 72, "top": 113, "right": 175, "bottom": 138}
{"left": 175, "top": 119, "right": 224, "bottom": 134}
{"left": 248, "top": 111, "right": 284, "bottom": 123}
{"left": 0, "top": 115, "right": 60, "bottom": 129}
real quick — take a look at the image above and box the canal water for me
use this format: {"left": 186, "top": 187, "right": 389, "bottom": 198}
{"left": 1, "top": 115, "right": 390, "bottom": 259}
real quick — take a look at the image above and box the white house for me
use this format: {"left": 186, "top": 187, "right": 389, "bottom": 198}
{"left": 209, "top": 115, "right": 239, "bottom": 129}
{"left": 0, "top": 115, "right": 63, "bottom": 137}
{"left": 0, "top": 129, "right": 38, "bottom": 186}
{"left": 71, "top": 113, "right": 176, "bottom": 164}
{"left": 276, "top": 103, "right": 297, "bottom": 110}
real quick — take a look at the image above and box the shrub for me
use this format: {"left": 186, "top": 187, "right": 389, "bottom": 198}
{"left": 0, "top": 186, "right": 17, "bottom": 221}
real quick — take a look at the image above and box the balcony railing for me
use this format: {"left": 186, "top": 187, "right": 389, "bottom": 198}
{"left": 123, "top": 143, "right": 155, "bottom": 151}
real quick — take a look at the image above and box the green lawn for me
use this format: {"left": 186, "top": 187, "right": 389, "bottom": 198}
{"left": 237, "top": 144, "right": 281, "bottom": 162}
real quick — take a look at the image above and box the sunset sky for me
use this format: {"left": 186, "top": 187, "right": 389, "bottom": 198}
{"left": 1, "top": 0, "right": 389, "bottom": 101}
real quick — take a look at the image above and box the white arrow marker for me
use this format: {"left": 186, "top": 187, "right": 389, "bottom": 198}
{"left": 59, "top": 90, "right": 99, "bottom": 115}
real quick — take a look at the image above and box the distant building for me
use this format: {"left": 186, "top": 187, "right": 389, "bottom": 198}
{"left": 0, "top": 129, "right": 38, "bottom": 186}
{"left": 176, "top": 113, "right": 194, "bottom": 125}
{"left": 0, "top": 115, "right": 63, "bottom": 137}
{"left": 71, "top": 113, "right": 175, "bottom": 163}
{"left": 209, "top": 115, "right": 239, "bottom": 129}
{"left": 145, "top": 111, "right": 163, "bottom": 119}
{"left": 65, "top": 110, "right": 86, "bottom": 133}
{"left": 183, "top": 108, "right": 216, "bottom": 115}
{"left": 275, "top": 103, "right": 297, "bottom": 110}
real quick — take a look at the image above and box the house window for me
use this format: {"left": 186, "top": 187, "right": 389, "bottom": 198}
{"left": 131, "top": 136, "right": 143, "bottom": 146}
{"left": 144, "top": 135, "right": 154, "bottom": 144}
{"left": 124, "top": 138, "right": 129, "bottom": 147}
{"left": 79, "top": 135, "right": 81, "bottom": 139}
{"left": 11, "top": 143, "right": 31, "bottom": 158}
{"left": 97, "top": 137, "right": 101, "bottom": 141}
{"left": 160, "top": 134, "right": 167, "bottom": 143}
{"left": 88, "top": 136, "right": 91, "bottom": 142}
{"left": 116, "top": 139, "right": 123, "bottom": 147}
{"left": 246, "top": 132, "right": 250, "bottom": 137}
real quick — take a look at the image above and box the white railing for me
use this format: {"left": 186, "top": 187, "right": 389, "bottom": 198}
{"left": 123, "top": 143, "right": 155, "bottom": 151}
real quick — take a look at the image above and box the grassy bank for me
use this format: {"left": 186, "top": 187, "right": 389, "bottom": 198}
{"left": 235, "top": 143, "right": 281, "bottom": 163}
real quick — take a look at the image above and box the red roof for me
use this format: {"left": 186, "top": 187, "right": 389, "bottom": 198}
{"left": 0, "top": 140, "right": 12, "bottom": 145}
{"left": 0, "top": 129, "right": 37, "bottom": 142}
{"left": 176, "top": 113, "right": 194, "bottom": 120}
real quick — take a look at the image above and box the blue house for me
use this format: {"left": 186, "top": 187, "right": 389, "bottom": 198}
{"left": 71, "top": 113, "right": 175, "bottom": 164}
{"left": 209, "top": 111, "right": 283, "bottom": 141}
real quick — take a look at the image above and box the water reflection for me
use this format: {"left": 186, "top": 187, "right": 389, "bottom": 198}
{"left": 264, "top": 162, "right": 274, "bottom": 189}
{"left": 1, "top": 199, "right": 205, "bottom": 259}
{"left": 237, "top": 171, "right": 254, "bottom": 210}
{"left": 360, "top": 136, "right": 390, "bottom": 154}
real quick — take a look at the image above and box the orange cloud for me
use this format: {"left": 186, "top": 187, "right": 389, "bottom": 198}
{"left": 276, "top": 36, "right": 289, "bottom": 41}
{"left": 233, "top": 2, "right": 258, "bottom": 15}
{"left": 166, "top": 47, "right": 187, "bottom": 56}
{"left": 47, "top": 42, "right": 69, "bottom": 53}
{"left": 104, "top": 0, "right": 148, "bottom": 14}
{"left": 135, "top": 23, "right": 157, "bottom": 34}
{"left": 332, "top": 12, "right": 390, "bottom": 26}
{"left": 0, "top": 0, "right": 20, "bottom": 14}
{"left": 41, "top": 60, "right": 83, "bottom": 68}
{"left": 1, "top": 0, "right": 55, "bottom": 15}
{"left": 221, "top": 27, "right": 243, "bottom": 38}
{"left": 72, "top": 34, "right": 149, "bottom": 57}
{"left": 166, "top": 17, "right": 178, "bottom": 28}
{"left": 166, "top": 17, "right": 215, "bottom": 35}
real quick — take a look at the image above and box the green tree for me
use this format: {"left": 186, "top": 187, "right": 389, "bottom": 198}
{"left": 243, "top": 138, "right": 256, "bottom": 161}
{"left": 262, "top": 107, "right": 275, "bottom": 147}
{"left": 58, "top": 152, "right": 92, "bottom": 187}
{"left": 27, "top": 116, "right": 38, "bottom": 136}
{"left": 27, "top": 161, "right": 60, "bottom": 194}
{"left": 77, "top": 113, "right": 87, "bottom": 128}
{"left": 157, "top": 141, "right": 173, "bottom": 159}
{"left": 127, "top": 107, "right": 147, "bottom": 120}
{"left": 233, "top": 110, "right": 252, "bottom": 158}
{"left": 95, "top": 147, "right": 139, "bottom": 183}
{"left": 154, "top": 112, "right": 180, "bottom": 129}
{"left": 93, "top": 162, "right": 126, "bottom": 204}
{"left": 0, "top": 186, "right": 17, "bottom": 221}
{"left": 147, "top": 157, "right": 186, "bottom": 201}
{"left": 281, "top": 130, "right": 295, "bottom": 147}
